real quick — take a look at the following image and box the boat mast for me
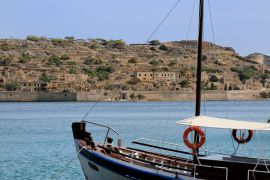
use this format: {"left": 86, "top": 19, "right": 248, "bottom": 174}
{"left": 194, "top": 0, "right": 204, "bottom": 159}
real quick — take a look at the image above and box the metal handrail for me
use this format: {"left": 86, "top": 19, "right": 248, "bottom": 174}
{"left": 82, "top": 120, "right": 119, "bottom": 142}
{"left": 193, "top": 164, "right": 228, "bottom": 180}
{"left": 247, "top": 169, "right": 270, "bottom": 180}
{"left": 130, "top": 138, "right": 231, "bottom": 156}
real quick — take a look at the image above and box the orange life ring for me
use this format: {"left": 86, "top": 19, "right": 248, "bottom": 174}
{"left": 183, "top": 126, "right": 205, "bottom": 149}
{"left": 232, "top": 129, "right": 253, "bottom": 144}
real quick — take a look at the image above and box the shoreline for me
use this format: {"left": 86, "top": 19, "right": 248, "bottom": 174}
{"left": 0, "top": 90, "right": 269, "bottom": 102}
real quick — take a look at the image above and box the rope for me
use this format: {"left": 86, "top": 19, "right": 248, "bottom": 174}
{"left": 80, "top": 92, "right": 104, "bottom": 121}
{"left": 207, "top": 0, "right": 216, "bottom": 44}
{"left": 51, "top": 146, "right": 86, "bottom": 180}
{"left": 146, "top": 0, "right": 183, "bottom": 43}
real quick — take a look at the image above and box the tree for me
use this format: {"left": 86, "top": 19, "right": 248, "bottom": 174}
{"left": 26, "top": 35, "right": 40, "bottom": 42}
{"left": 127, "top": 78, "right": 141, "bottom": 85}
{"left": 64, "top": 36, "right": 75, "bottom": 42}
{"left": 0, "top": 57, "right": 11, "bottom": 65}
{"left": 48, "top": 55, "right": 62, "bottom": 66}
{"left": 210, "top": 83, "right": 217, "bottom": 90}
{"left": 128, "top": 57, "right": 137, "bottom": 64}
{"left": 112, "top": 40, "right": 126, "bottom": 49}
{"left": 149, "top": 40, "right": 160, "bottom": 45}
{"left": 137, "top": 94, "right": 145, "bottom": 100}
{"left": 60, "top": 54, "right": 70, "bottom": 60}
{"left": 209, "top": 75, "right": 218, "bottom": 82}
{"left": 129, "top": 93, "right": 136, "bottom": 100}
{"left": 39, "top": 73, "right": 54, "bottom": 82}
{"left": 159, "top": 44, "right": 169, "bottom": 51}
{"left": 5, "top": 83, "right": 20, "bottom": 91}
{"left": 179, "top": 80, "right": 189, "bottom": 88}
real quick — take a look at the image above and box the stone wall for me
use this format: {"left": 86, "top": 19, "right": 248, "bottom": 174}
{"left": 0, "top": 90, "right": 264, "bottom": 102}
{"left": 0, "top": 92, "right": 77, "bottom": 102}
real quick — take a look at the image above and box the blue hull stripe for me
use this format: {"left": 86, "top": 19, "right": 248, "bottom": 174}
{"left": 77, "top": 143, "right": 183, "bottom": 180}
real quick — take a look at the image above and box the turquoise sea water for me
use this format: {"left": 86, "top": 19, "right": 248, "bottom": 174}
{"left": 1, "top": 101, "right": 270, "bottom": 180}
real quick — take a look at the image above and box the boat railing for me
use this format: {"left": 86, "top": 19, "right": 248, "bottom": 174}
{"left": 193, "top": 164, "right": 228, "bottom": 180}
{"left": 247, "top": 169, "right": 270, "bottom": 180}
{"left": 130, "top": 138, "right": 231, "bottom": 156}
{"left": 83, "top": 120, "right": 119, "bottom": 142}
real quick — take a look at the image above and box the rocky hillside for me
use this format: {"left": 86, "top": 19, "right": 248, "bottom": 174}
{"left": 0, "top": 36, "right": 269, "bottom": 93}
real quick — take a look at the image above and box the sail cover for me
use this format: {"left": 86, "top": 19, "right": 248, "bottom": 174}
{"left": 176, "top": 116, "right": 270, "bottom": 131}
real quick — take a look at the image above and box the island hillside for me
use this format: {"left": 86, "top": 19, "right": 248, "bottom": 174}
{"left": 0, "top": 36, "right": 270, "bottom": 101}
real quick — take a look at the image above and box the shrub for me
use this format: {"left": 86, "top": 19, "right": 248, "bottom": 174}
{"left": 159, "top": 44, "right": 169, "bottom": 51}
{"left": 203, "top": 66, "right": 223, "bottom": 73}
{"left": 48, "top": 55, "right": 62, "bottom": 66}
{"left": 60, "top": 54, "right": 70, "bottom": 60}
{"left": 26, "top": 35, "right": 40, "bottom": 42}
{"left": 179, "top": 80, "right": 189, "bottom": 88}
{"left": 209, "top": 75, "right": 218, "bottom": 82}
{"left": 0, "top": 43, "right": 14, "bottom": 51}
{"left": 162, "top": 67, "right": 169, "bottom": 71}
{"left": 96, "top": 66, "right": 113, "bottom": 73}
{"left": 39, "top": 73, "right": 54, "bottom": 82}
{"left": 231, "top": 66, "right": 257, "bottom": 82}
{"left": 112, "top": 40, "right": 126, "bottom": 49}
{"left": 84, "top": 58, "right": 93, "bottom": 65}
{"left": 0, "top": 57, "right": 11, "bottom": 65}
{"left": 150, "top": 47, "right": 156, "bottom": 51}
{"left": 149, "top": 40, "right": 160, "bottom": 45}
{"left": 137, "top": 94, "right": 145, "bottom": 100}
{"left": 64, "top": 36, "right": 75, "bottom": 42}
{"left": 67, "top": 61, "right": 76, "bottom": 66}
{"left": 82, "top": 68, "right": 96, "bottom": 78}
{"left": 260, "top": 92, "right": 268, "bottom": 98}
{"left": 210, "top": 83, "right": 217, "bottom": 90}
{"left": 19, "top": 52, "right": 31, "bottom": 63}
{"left": 202, "top": 55, "right": 207, "bottom": 61}
{"left": 129, "top": 93, "right": 136, "bottom": 100}
{"left": 51, "top": 38, "right": 67, "bottom": 46}
{"left": 168, "top": 60, "right": 177, "bottom": 66}
{"left": 4, "top": 83, "right": 20, "bottom": 91}
{"left": 149, "top": 60, "right": 159, "bottom": 66}
{"left": 128, "top": 57, "right": 137, "bottom": 64}
{"left": 69, "top": 67, "right": 77, "bottom": 74}
{"left": 127, "top": 78, "right": 141, "bottom": 85}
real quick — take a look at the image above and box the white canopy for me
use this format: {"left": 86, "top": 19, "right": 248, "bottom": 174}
{"left": 176, "top": 116, "right": 270, "bottom": 131}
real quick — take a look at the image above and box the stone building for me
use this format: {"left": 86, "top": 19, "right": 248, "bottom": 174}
{"left": 20, "top": 81, "right": 48, "bottom": 92}
{"left": 135, "top": 71, "right": 176, "bottom": 81}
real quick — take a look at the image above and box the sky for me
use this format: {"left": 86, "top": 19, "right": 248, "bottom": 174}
{"left": 0, "top": 0, "right": 269, "bottom": 56}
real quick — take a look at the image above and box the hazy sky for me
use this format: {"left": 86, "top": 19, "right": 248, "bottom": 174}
{"left": 0, "top": 0, "right": 269, "bottom": 56}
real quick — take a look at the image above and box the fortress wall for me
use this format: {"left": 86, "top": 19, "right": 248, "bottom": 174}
{"left": 0, "top": 92, "right": 77, "bottom": 102}
{"left": 0, "top": 90, "right": 263, "bottom": 102}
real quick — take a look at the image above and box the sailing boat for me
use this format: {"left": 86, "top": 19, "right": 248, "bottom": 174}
{"left": 72, "top": 0, "right": 270, "bottom": 179}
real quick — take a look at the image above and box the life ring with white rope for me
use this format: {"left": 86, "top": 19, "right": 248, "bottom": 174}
{"left": 183, "top": 126, "right": 205, "bottom": 149}
{"left": 232, "top": 129, "right": 253, "bottom": 144}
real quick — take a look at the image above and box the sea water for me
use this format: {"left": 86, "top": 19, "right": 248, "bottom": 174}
{"left": 0, "top": 101, "right": 270, "bottom": 179}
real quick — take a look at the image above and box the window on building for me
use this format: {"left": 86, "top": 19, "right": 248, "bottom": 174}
{"left": 145, "top": 74, "right": 147, "bottom": 76}
{"left": 139, "top": 74, "right": 141, "bottom": 76}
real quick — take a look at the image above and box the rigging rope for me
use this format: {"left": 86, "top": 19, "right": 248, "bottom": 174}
{"left": 207, "top": 0, "right": 215, "bottom": 44}
{"left": 146, "top": 0, "right": 183, "bottom": 43}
